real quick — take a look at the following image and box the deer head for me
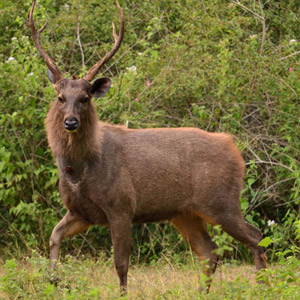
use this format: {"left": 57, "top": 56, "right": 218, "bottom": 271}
{"left": 29, "top": 0, "right": 124, "bottom": 132}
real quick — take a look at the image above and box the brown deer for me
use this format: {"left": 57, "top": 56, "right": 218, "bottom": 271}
{"left": 29, "top": 0, "right": 267, "bottom": 293}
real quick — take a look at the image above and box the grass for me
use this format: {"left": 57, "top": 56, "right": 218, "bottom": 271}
{"left": 0, "top": 252, "right": 299, "bottom": 300}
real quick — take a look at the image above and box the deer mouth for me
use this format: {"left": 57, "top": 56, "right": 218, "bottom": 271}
{"left": 65, "top": 128, "right": 78, "bottom": 133}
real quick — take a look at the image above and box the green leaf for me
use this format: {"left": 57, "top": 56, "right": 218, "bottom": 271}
{"left": 151, "top": 50, "right": 158, "bottom": 59}
{"left": 247, "top": 178, "right": 255, "bottom": 187}
{"left": 258, "top": 237, "right": 273, "bottom": 248}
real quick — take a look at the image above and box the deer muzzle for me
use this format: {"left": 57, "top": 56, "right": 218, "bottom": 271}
{"left": 64, "top": 116, "right": 79, "bottom": 132}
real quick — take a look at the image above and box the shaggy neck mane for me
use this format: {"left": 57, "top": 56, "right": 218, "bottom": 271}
{"left": 46, "top": 101, "right": 102, "bottom": 161}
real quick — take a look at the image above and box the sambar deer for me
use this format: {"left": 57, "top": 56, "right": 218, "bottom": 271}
{"left": 29, "top": 0, "right": 267, "bottom": 293}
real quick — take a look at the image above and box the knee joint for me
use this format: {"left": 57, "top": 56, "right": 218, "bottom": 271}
{"left": 115, "top": 263, "right": 128, "bottom": 275}
{"left": 49, "top": 235, "right": 61, "bottom": 249}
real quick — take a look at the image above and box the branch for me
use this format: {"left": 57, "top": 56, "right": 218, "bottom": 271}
{"left": 231, "top": 0, "right": 263, "bottom": 21}
{"left": 258, "top": 0, "right": 266, "bottom": 56}
{"left": 232, "top": 0, "right": 266, "bottom": 56}
{"left": 76, "top": 21, "right": 85, "bottom": 68}
{"left": 280, "top": 50, "right": 300, "bottom": 61}
{"left": 245, "top": 160, "right": 294, "bottom": 173}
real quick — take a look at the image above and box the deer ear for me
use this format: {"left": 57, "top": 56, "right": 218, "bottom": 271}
{"left": 91, "top": 78, "right": 111, "bottom": 98}
{"left": 47, "top": 69, "right": 57, "bottom": 84}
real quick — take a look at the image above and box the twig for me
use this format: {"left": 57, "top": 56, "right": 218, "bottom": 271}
{"left": 76, "top": 20, "right": 85, "bottom": 68}
{"left": 250, "top": 180, "right": 296, "bottom": 210}
{"left": 206, "top": 101, "right": 215, "bottom": 130}
{"left": 268, "top": 72, "right": 298, "bottom": 97}
{"left": 231, "top": 0, "right": 263, "bottom": 21}
{"left": 280, "top": 50, "right": 300, "bottom": 61}
{"left": 246, "top": 145, "right": 262, "bottom": 162}
{"left": 242, "top": 107, "right": 260, "bottom": 121}
{"left": 232, "top": 1, "right": 266, "bottom": 55}
{"left": 258, "top": 0, "right": 266, "bottom": 56}
{"left": 0, "top": 213, "right": 33, "bottom": 251}
{"left": 275, "top": 197, "right": 300, "bottom": 207}
{"left": 263, "top": 177, "right": 295, "bottom": 193}
{"left": 245, "top": 159, "right": 294, "bottom": 172}
{"left": 246, "top": 177, "right": 295, "bottom": 212}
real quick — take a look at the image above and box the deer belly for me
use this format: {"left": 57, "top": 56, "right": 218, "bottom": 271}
{"left": 133, "top": 209, "right": 181, "bottom": 223}
{"left": 132, "top": 185, "right": 191, "bottom": 224}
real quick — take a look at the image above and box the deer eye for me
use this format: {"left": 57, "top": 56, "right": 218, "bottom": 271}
{"left": 57, "top": 96, "right": 64, "bottom": 103}
{"left": 81, "top": 97, "right": 89, "bottom": 104}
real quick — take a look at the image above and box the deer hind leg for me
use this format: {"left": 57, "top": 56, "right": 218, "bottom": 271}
{"left": 203, "top": 210, "right": 268, "bottom": 273}
{"left": 245, "top": 222, "right": 268, "bottom": 270}
{"left": 49, "top": 210, "right": 91, "bottom": 280}
{"left": 171, "top": 212, "right": 219, "bottom": 293}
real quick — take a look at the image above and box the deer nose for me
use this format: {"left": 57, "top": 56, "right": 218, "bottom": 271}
{"left": 64, "top": 117, "right": 78, "bottom": 131}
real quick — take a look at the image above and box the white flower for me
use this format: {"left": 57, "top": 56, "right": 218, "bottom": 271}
{"left": 267, "top": 220, "right": 275, "bottom": 226}
{"left": 289, "top": 39, "right": 297, "bottom": 44}
{"left": 138, "top": 52, "right": 143, "bottom": 56}
{"left": 28, "top": 72, "right": 34, "bottom": 76}
{"left": 127, "top": 65, "right": 137, "bottom": 72}
{"left": 11, "top": 37, "right": 17, "bottom": 41}
{"left": 65, "top": 4, "right": 70, "bottom": 8}
{"left": 7, "top": 57, "right": 15, "bottom": 62}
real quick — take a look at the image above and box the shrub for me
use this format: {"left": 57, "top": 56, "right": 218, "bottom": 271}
{"left": 0, "top": 0, "right": 299, "bottom": 262}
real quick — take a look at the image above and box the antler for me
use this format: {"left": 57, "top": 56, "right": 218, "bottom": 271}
{"left": 84, "top": 1, "right": 124, "bottom": 82}
{"left": 29, "top": 0, "right": 64, "bottom": 83}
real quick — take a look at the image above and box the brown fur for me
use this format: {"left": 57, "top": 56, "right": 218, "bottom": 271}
{"left": 46, "top": 78, "right": 267, "bottom": 293}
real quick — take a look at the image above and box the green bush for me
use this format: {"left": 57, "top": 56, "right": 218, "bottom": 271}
{"left": 0, "top": 0, "right": 299, "bottom": 262}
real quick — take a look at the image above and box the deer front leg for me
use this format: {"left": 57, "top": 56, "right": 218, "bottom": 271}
{"left": 49, "top": 210, "right": 91, "bottom": 281}
{"left": 109, "top": 217, "right": 133, "bottom": 295}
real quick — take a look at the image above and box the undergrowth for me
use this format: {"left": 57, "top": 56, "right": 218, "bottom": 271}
{"left": 0, "top": 0, "right": 299, "bottom": 265}
{"left": 0, "top": 250, "right": 299, "bottom": 300}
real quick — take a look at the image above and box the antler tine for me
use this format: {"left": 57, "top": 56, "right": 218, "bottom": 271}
{"left": 29, "top": 0, "right": 64, "bottom": 82}
{"left": 84, "top": 1, "right": 124, "bottom": 82}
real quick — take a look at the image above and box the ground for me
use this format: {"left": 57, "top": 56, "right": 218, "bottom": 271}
{"left": 0, "top": 253, "right": 299, "bottom": 300}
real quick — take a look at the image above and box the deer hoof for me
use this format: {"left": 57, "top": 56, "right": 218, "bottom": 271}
{"left": 49, "top": 276, "right": 60, "bottom": 286}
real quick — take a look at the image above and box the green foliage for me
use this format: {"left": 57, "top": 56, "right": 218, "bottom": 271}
{"left": 0, "top": 0, "right": 299, "bottom": 264}
{"left": 258, "top": 237, "right": 273, "bottom": 248}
